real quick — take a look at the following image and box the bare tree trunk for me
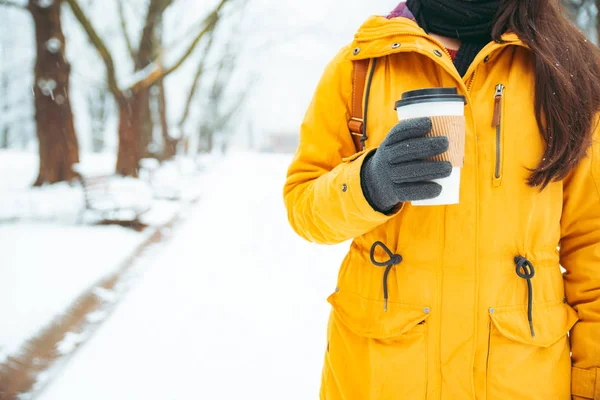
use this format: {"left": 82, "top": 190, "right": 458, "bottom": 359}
{"left": 157, "top": 80, "right": 177, "bottom": 160}
{"left": 66, "top": 0, "right": 228, "bottom": 176}
{"left": 596, "top": 0, "right": 600, "bottom": 44}
{"left": 116, "top": 95, "right": 142, "bottom": 176}
{"left": 29, "top": 0, "right": 79, "bottom": 186}
{"left": 0, "top": 41, "right": 9, "bottom": 149}
{"left": 207, "top": 130, "right": 213, "bottom": 153}
{"left": 135, "top": 0, "right": 171, "bottom": 159}
{"left": 87, "top": 86, "right": 110, "bottom": 152}
{"left": 197, "top": 126, "right": 205, "bottom": 153}
{"left": 197, "top": 126, "right": 214, "bottom": 153}
{"left": 137, "top": 88, "right": 153, "bottom": 158}
{"left": 0, "top": 128, "right": 8, "bottom": 148}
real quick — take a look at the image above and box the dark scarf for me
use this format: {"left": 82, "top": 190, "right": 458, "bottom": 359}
{"left": 405, "top": 0, "right": 501, "bottom": 75}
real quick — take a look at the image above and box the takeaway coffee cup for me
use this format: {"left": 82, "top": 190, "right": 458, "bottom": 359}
{"left": 395, "top": 88, "right": 466, "bottom": 206}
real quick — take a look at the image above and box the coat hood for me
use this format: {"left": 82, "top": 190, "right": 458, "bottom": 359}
{"left": 350, "top": 15, "right": 526, "bottom": 60}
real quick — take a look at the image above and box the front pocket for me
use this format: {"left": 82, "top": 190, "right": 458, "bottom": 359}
{"left": 492, "top": 84, "right": 505, "bottom": 187}
{"left": 486, "top": 300, "right": 579, "bottom": 400}
{"left": 324, "top": 289, "right": 429, "bottom": 400}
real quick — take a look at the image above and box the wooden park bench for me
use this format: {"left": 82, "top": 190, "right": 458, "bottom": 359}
{"left": 72, "top": 165, "right": 151, "bottom": 227}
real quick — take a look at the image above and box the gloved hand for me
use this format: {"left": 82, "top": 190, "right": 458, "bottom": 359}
{"left": 360, "top": 117, "right": 453, "bottom": 213}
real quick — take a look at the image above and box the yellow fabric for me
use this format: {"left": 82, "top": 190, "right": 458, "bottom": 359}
{"left": 572, "top": 367, "right": 600, "bottom": 399}
{"left": 284, "top": 16, "right": 600, "bottom": 399}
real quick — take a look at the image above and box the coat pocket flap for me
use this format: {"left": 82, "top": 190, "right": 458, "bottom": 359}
{"left": 342, "top": 148, "right": 376, "bottom": 163}
{"left": 327, "top": 289, "right": 430, "bottom": 339}
{"left": 490, "top": 301, "right": 579, "bottom": 347}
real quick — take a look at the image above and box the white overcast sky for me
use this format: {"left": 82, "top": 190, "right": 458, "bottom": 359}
{"left": 235, "top": 0, "right": 396, "bottom": 139}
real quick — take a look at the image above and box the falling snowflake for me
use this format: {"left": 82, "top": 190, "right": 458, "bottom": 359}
{"left": 38, "top": 79, "right": 57, "bottom": 99}
{"left": 46, "top": 38, "right": 61, "bottom": 54}
{"left": 37, "top": 0, "right": 53, "bottom": 7}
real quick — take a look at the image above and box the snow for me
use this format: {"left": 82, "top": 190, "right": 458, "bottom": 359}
{"left": 37, "top": 153, "right": 347, "bottom": 400}
{"left": 119, "top": 62, "right": 159, "bottom": 92}
{"left": 56, "top": 332, "right": 89, "bottom": 356}
{"left": 91, "top": 287, "right": 118, "bottom": 304}
{"left": 84, "top": 310, "right": 108, "bottom": 323}
{"left": 0, "top": 149, "right": 215, "bottom": 363}
{"left": 0, "top": 223, "right": 145, "bottom": 359}
{"left": 0, "top": 150, "right": 205, "bottom": 223}
{"left": 45, "top": 38, "right": 62, "bottom": 54}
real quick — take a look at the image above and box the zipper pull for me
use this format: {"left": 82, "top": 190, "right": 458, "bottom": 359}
{"left": 492, "top": 84, "right": 505, "bottom": 128}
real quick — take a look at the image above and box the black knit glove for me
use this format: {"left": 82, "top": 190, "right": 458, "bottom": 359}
{"left": 360, "top": 117, "right": 452, "bottom": 213}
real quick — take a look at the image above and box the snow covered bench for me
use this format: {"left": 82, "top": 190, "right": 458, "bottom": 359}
{"left": 72, "top": 164, "right": 152, "bottom": 225}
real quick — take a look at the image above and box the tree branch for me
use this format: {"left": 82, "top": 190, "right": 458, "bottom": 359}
{"left": 65, "top": 0, "right": 124, "bottom": 103}
{"left": 135, "top": 0, "right": 172, "bottom": 69}
{"left": 180, "top": 0, "right": 244, "bottom": 132}
{"left": 178, "top": 34, "right": 215, "bottom": 128}
{"left": 116, "top": 0, "right": 136, "bottom": 60}
{"left": 153, "top": 0, "right": 228, "bottom": 83}
{"left": 0, "top": 0, "right": 27, "bottom": 10}
{"left": 113, "top": 0, "right": 228, "bottom": 95}
{"left": 128, "top": 64, "right": 164, "bottom": 93}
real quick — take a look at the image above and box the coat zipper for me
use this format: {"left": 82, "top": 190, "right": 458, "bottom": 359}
{"left": 467, "top": 70, "right": 478, "bottom": 93}
{"left": 492, "top": 84, "right": 505, "bottom": 186}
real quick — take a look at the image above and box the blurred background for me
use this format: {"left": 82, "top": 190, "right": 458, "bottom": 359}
{"left": 0, "top": 0, "right": 596, "bottom": 399}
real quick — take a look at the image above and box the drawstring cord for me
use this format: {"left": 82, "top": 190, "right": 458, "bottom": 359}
{"left": 514, "top": 256, "right": 536, "bottom": 338}
{"left": 370, "top": 241, "right": 402, "bottom": 312}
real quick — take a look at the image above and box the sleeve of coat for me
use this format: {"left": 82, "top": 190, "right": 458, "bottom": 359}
{"left": 283, "top": 47, "right": 400, "bottom": 245}
{"left": 561, "top": 128, "right": 600, "bottom": 400}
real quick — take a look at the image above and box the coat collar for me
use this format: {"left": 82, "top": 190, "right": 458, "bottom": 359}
{"left": 348, "top": 16, "right": 527, "bottom": 82}
{"left": 352, "top": 15, "right": 526, "bottom": 51}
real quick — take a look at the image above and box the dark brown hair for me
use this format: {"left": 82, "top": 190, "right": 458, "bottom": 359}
{"left": 493, "top": 0, "right": 600, "bottom": 188}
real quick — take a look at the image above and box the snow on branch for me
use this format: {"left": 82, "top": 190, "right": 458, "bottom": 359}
{"left": 122, "top": 61, "right": 164, "bottom": 93}
{"left": 119, "top": 0, "right": 228, "bottom": 94}
{"left": 144, "top": 0, "right": 229, "bottom": 86}
{"left": 65, "top": 0, "right": 124, "bottom": 103}
{"left": 68, "top": 0, "right": 230, "bottom": 97}
{"left": 0, "top": 0, "right": 27, "bottom": 10}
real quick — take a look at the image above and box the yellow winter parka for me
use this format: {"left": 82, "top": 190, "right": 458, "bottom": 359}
{"left": 284, "top": 17, "right": 600, "bottom": 400}
{"left": 284, "top": 15, "right": 600, "bottom": 400}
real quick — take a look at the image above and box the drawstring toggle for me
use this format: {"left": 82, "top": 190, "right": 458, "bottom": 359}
{"left": 514, "top": 256, "right": 536, "bottom": 338}
{"left": 370, "top": 241, "right": 402, "bottom": 312}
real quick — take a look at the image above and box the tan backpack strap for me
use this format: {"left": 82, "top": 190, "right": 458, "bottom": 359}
{"left": 349, "top": 59, "right": 370, "bottom": 152}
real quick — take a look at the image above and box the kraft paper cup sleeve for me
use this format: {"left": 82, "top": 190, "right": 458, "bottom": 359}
{"left": 427, "top": 115, "right": 465, "bottom": 168}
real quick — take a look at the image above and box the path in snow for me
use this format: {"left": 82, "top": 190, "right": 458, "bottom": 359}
{"left": 38, "top": 153, "right": 347, "bottom": 400}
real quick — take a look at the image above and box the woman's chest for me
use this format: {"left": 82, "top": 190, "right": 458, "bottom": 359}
{"left": 361, "top": 50, "right": 563, "bottom": 246}
{"left": 363, "top": 50, "right": 545, "bottom": 190}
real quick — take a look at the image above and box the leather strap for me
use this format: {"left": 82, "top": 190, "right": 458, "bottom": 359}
{"left": 349, "top": 59, "right": 370, "bottom": 152}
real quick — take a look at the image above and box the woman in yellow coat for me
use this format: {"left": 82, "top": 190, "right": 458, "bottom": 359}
{"left": 284, "top": 0, "right": 600, "bottom": 399}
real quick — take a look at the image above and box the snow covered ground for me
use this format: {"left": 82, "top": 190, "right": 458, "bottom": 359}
{"left": 0, "top": 223, "right": 145, "bottom": 362}
{"left": 37, "top": 153, "right": 346, "bottom": 400}
{"left": 0, "top": 150, "right": 215, "bottom": 363}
